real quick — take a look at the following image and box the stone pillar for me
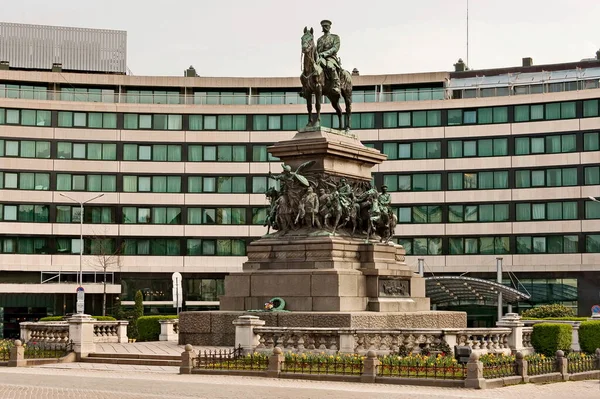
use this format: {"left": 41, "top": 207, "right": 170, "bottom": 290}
{"left": 339, "top": 330, "right": 355, "bottom": 353}
{"left": 19, "top": 322, "right": 32, "bottom": 343}
{"left": 361, "top": 350, "right": 379, "bottom": 383}
{"left": 117, "top": 321, "right": 129, "bottom": 343}
{"left": 589, "top": 313, "right": 600, "bottom": 321}
{"left": 8, "top": 340, "right": 25, "bottom": 367}
{"left": 441, "top": 331, "right": 458, "bottom": 356}
{"left": 233, "top": 315, "right": 265, "bottom": 354}
{"left": 180, "top": 344, "right": 196, "bottom": 374}
{"left": 68, "top": 314, "right": 96, "bottom": 360}
{"left": 596, "top": 348, "right": 600, "bottom": 370}
{"left": 464, "top": 353, "right": 486, "bottom": 389}
{"left": 266, "top": 347, "right": 284, "bottom": 378}
{"left": 496, "top": 313, "right": 524, "bottom": 353}
{"left": 159, "top": 319, "right": 178, "bottom": 342}
{"left": 555, "top": 350, "right": 569, "bottom": 381}
{"left": 515, "top": 351, "right": 528, "bottom": 383}
{"left": 571, "top": 323, "right": 581, "bottom": 352}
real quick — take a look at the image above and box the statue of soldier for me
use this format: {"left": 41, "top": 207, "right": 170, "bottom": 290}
{"left": 377, "top": 185, "right": 392, "bottom": 215}
{"left": 317, "top": 19, "right": 342, "bottom": 95}
{"left": 337, "top": 178, "right": 354, "bottom": 222}
{"left": 295, "top": 186, "right": 321, "bottom": 228}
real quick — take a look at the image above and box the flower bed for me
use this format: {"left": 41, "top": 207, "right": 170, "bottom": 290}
{"left": 195, "top": 348, "right": 268, "bottom": 371}
{"left": 480, "top": 353, "right": 518, "bottom": 378}
{"left": 567, "top": 352, "right": 597, "bottom": 373}
{"left": 378, "top": 353, "right": 465, "bottom": 379}
{"left": 0, "top": 339, "right": 13, "bottom": 361}
{"left": 282, "top": 352, "right": 364, "bottom": 375}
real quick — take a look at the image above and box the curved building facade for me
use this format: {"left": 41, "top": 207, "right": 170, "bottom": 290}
{"left": 1, "top": 56, "right": 600, "bottom": 334}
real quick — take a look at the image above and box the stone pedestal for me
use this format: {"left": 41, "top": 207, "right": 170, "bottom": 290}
{"left": 67, "top": 314, "right": 96, "bottom": 360}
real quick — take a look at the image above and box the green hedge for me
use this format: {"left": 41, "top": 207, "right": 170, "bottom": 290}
{"left": 531, "top": 323, "right": 572, "bottom": 356}
{"left": 521, "top": 304, "right": 575, "bottom": 319}
{"left": 39, "top": 315, "right": 116, "bottom": 322}
{"left": 136, "top": 315, "right": 179, "bottom": 342}
{"left": 523, "top": 317, "right": 589, "bottom": 321}
{"left": 579, "top": 321, "right": 600, "bottom": 354}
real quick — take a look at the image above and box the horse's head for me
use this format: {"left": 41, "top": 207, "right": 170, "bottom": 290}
{"left": 301, "top": 26, "right": 315, "bottom": 55}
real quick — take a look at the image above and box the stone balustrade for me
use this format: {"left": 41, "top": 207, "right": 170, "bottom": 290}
{"left": 250, "top": 323, "right": 513, "bottom": 356}
{"left": 521, "top": 327, "right": 533, "bottom": 351}
{"left": 20, "top": 319, "right": 128, "bottom": 345}
{"left": 522, "top": 320, "right": 581, "bottom": 352}
{"left": 159, "top": 319, "right": 179, "bottom": 342}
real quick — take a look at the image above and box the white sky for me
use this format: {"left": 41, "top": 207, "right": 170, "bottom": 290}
{"left": 3, "top": 0, "right": 600, "bottom": 77}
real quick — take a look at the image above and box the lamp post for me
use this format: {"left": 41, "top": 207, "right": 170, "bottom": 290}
{"left": 59, "top": 193, "right": 104, "bottom": 313}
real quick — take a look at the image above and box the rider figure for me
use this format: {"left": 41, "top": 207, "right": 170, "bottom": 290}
{"left": 337, "top": 178, "right": 354, "bottom": 222}
{"left": 317, "top": 19, "right": 342, "bottom": 95}
{"left": 377, "top": 185, "right": 392, "bottom": 215}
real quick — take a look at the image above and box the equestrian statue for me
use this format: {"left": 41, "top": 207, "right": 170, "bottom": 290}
{"left": 300, "top": 20, "right": 353, "bottom": 131}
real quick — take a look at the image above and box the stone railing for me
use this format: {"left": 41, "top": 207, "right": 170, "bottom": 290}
{"left": 522, "top": 320, "right": 581, "bottom": 352}
{"left": 159, "top": 319, "right": 179, "bottom": 342}
{"left": 19, "top": 322, "right": 69, "bottom": 345}
{"left": 249, "top": 325, "right": 512, "bottom": 356}
{"left": 521, "top": 327, "right": 533, "bottom": 350}
{"left": 20, "top": 319, "right": 128, "bottom": 345}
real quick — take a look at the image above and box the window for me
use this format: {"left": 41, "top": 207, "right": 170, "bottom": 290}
{"left": 57, "top": 142, "right": 116, "bottom": 160}
{"left": 188, "top": 208, "right": 246, "bottom": 225}
{"left": 585, "top": 200, "right": 600, "bottom": 219}
{"left": 448, "top": 171, "right": 508, "bottom": 190}
{"left": 56, "top": 174, "right": 117, "bottom": 192}
{"left": 516, "top": 168, "right": 578, "bottom": 188}
{"left": 251, "top": 176, "right": 280, "bottom": 193}
{"left": 394, "top": 206, "right": 441, "bottom": 223}
{"left": 0, "top": 172, "right": 49, "bottom": 190}
{"left": 0, "top": 204, "right": 48, "bottom": 222}
{"left": 56, "top": 205, "right": 114, "bottom": 223}
{"left": 123, "top": 238, "right": 181, "bottom": 255}
{"left": 186, "top": 238, "right": 246, "bottom": 255}
{"left": 123, "top": 144, "right": 181, "bottom": 161}
{"left": 123, "top": 114, "right": 182, "bottom": 130}
{"left": 188, "top": 176, "right": 247, "bottom": 193}
{"left": 382, "top": 174, "right": 441, "bottom": 192}
{"left": 516, "top": 202, "right": 577, "bottom": 221}
{"left": 251, "top": 145, "right": 280, "bottom": 162}
{"left": 514, "top": 134, "right": 576, "bottom": 155}
{"left": 0, "top": 140, "right": 50, "bottom": 158}
{"left": 447, "top": 109, "right": 477, "bottom": 125}
{"left": 516, "top": 236, "right": 578, "bottom": 254}
{"left": 476, "top": 107, "right": 508, "bottom": 124}
{"left": 0, "top": 83, "right": 48, "bottom": 100}
{"left": 122, "top": 175, "right": 181, "bottom": 193}
{"left": 396, "top": 238, "right": 442, "bottom": 255}
{"left": 448, "top": 138, "right": 508, "bottom": 157}
{"left": 122, "top": 207, "right": 181, "bottom": 224}
{"left": 513, "top": 102, "right": 576, "bottom": 122}
{"left": 584, "top": 132, "right": 600, "bottom": 152}
{"left": 586, "top": 234, "right": 600, "bottom": 253}
{"left": 57, "top": 111, "right": 116, "bottom": 128}
{"left": 252, "top": 207, "right": 268, "bottom": 224}
{"left": 383, "top": 141, "right": 441, "bottom": 160}
{"left": 390, "top": 87, "right": 444, "bottom": 102}
{"left": 585, "top": 166, "right": 600, "bottom": 185}
{"left": 449, "top": 204, "right": 509, "bottom": 222}
{"left": 583, "top": 100, "right": 599, "bottom": 118}
{"left": 60, "top": 87, "right": 115, "bottom": 103}
{"left": 188, "top": 145, "right": 246, "bottom": 162}
{"left": 382, "top": 110, "right": 441, "bottom": 128}
{"left": 0, "top": 108, "right": 51, "bottom": 126}
{"left": 189, "top": 114, "right": 246, "bottom": 130}
{"left": 125, "top": 89, "right": 180, "bottom": 104}
{"left": 195, "top": 91, "right": 247, "bottom": 105}
{"left": 449, "top": 236, "right": 509, "bottom": 255}
{"left": 0, "top": 237, "right": 48, "bottom": 254}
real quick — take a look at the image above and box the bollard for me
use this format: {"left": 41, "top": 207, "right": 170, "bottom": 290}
{"left": 555, "top": 350, "right": 569, "bottom": 381}
{"left": 361, "top": 350, "right": 379, "bottom": 383}
{"left": 515, "top": 351, "right": 529, "bottom": 383}
{"left": 266, "top": 347, "right": 284, "bottom": 378}
{"left": 180, "top": 344, "right": 196, "bottom": 374}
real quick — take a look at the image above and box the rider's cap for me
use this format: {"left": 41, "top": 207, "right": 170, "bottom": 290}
{"left": 381, "top": 185, "right": 388, "bottom": 189}
{"left": 320, "top": 20, "right": 332, "bottom": 26}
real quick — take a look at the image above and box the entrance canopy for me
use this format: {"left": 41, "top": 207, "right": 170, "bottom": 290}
{"left": 425, "top": 276, "right": 530, "bottom": 306}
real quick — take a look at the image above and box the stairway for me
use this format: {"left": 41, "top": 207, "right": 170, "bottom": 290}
{"left": 82, "top": 352, "right": 181, "bottom": 367}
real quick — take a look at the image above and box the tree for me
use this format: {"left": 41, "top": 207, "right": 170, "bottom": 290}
{"left": 87, "top": 234, "right": 122, "bottom": 316}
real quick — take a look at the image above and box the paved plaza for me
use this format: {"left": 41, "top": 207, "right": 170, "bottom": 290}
{"left": 0, "top": 365, "right": 598, "bottom": 399}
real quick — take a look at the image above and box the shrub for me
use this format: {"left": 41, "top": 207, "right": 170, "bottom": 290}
{"left": 39, "top": 315, "right": 116, "bottom": 322}
{"left": 531, "top": 323, "right": 572, "bottom": 356}
{"left": 521, "top": 304, "right": 575, "bottom": 319}
{"left": 522, "top": 317, "right": 588, "bottom": 321}
{"left": 128, "top": 290, "right": 144, "bottom": 339}
{"left": 136, "top": 315, "right": 179, "bottom": 342}
{"left": 578, "top": 321, "right": 600, "bottom": 354}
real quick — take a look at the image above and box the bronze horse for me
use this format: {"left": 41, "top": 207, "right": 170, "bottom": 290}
{"left": 300, "top": 27, "right": 353, "bottom": 131}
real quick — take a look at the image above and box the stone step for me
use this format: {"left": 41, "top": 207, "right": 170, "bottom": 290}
{"left": 82, "top": 356, "right": 181, "bottom": 367}
{"left": 88, "top": 352, "right": 181, "bottom": 361}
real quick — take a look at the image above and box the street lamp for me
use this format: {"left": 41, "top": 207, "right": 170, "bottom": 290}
{"left": 588, "top": 196, "right": 600, "bottom": 203}
{"left": 59, "top": 193, "right": 104, "bottom": 313}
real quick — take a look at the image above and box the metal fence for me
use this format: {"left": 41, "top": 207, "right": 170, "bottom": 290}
{"left": 568, "top": 354, "right": 597, "bottom": 374}
{"left": 194, "top": 346, "right": 269, "bottom": 371}
{"left": 482, "top": 358, "right": 518, "bottom": 379}
{"left": 377, "top": 363, "right": 466, "bottom": 380}
{"left": 527, "top": 356, "right": 556, "bottom": 376}
{"left": 281, "top": 356, "right": 363, "bottom": 375}
{"left": 24, "top": 340, "right": 74, "bottom": 359}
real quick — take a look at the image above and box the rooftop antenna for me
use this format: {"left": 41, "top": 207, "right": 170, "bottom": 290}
{"left": 466, "top": 0, "right": 469, "bottom": 68}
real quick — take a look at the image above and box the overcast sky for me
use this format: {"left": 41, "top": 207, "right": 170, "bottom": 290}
{"left": 3, "top": 0, "right": 600, "bottom": 77}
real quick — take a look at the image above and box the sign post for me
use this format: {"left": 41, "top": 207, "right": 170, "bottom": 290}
{"left": 591, "top": 304, "right": 600, "bottom": 314}
{"left": 76, "top": 286, "right": 85, "bottom": 314}
{"left": 172, "top": 272, "right": 183, "bottom": 315}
